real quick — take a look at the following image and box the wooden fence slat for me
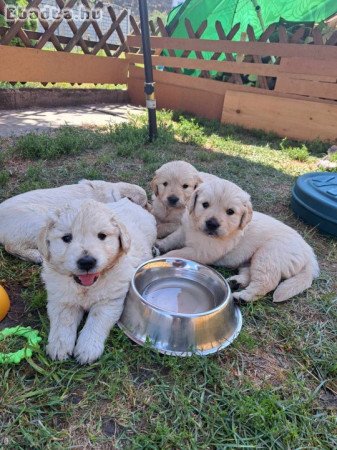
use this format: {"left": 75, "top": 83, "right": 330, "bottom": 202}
{"left": 127, "top": 35, "right": 337, "bottom": 59}
{"left": 64, "top": 2, "right": 105, "bottom": 52}
{"left": 276, "top": 77, "right": 337, "bottom": 101}
{"left": 35, "top": 0, "right": 78, "bottom": 50}
{"left": 155, "top": 17, "right": 181, "bottom": 73}
{"left": 0, "top": 45, "right": 128, "bottom": 84}
{"left": 0, "top": 26, "right": 121, "bottom": 51}
{"left": 278, "top": 25, "right": 288, "bottom": 43}
{"left": 215, "top": 21, "right": 242, "bottom": 84}
{"left": 312, "top": 27, "right": 324, "bottom": 45}
{"left": 280, "top": 57, "right": 337, "bottom": 78}
{"left": 326, "top": 30, "right": 337, "bottom": 46}
{"left": 209, "top": 22, "right": 240, "bottom": 66}
{"left": 221, "top": 90, "right": 337, "bottom": 141}
{"left": 289, "top": 26, "right": 306, "bottom": 43}
{"left": 127, "top": 53, "right": 282, "bottom": 77}
{"left": 92, "top": 8, "right": 127, "bottom": 55}
{"left": 184, "top": 18, "right": 209, "bottom": 78}
{"left": 56, "top": 0, "right": 90, "bottom": 54}
{"left": 108, "top": 6, "right": 129, "bottom": 53}
{"left": 81, "top": 0, "right": 112, "bottom": 56}
{"left": 180, "top": 19, "right": 208, "bottom": 59}
{"left": 259, "top": 24, "right": 277, "bottom": 42}
{"left": 246, "top": 25, "right": 268, "bottom": 89}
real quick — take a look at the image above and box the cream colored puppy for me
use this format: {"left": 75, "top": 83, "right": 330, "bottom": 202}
{"left": 158, "top": 179, "right": 319, "bottom": 303}
{"left": 39, "top": 198, "right": 156, "bottom": 364}
{"left": 150, "top": 161, "right": 203, "bottom": 238}
{"left": 0, "top": 179, "right": 148, "bottom": 264}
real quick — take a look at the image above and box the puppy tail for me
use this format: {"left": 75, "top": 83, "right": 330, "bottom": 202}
{"left": 273, "top": 256, "right": 319, "bottom": 303}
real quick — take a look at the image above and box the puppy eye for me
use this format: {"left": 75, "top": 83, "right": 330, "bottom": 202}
{"left": 202, "top": 202, "right": 209, "bottom": 209}
{"left": 62, "top": 234, "right": 72, "bottom": 243}
{"left": 163, "top": 182, "right": 168, "bottom": 187}
{"left": 98, "top": 233, "right": 107, "bottom": 241}
{"left": 226, "top": 209, "right": 235, "bottom": 215}
{"left": 182, "top": 184, "right": 189, "bottom": 189}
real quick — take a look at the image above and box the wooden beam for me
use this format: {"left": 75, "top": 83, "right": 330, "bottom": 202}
{"left": 280, "top": 57, "right": 337, "bottom": 78}
{"left": 127, "top": 35, "right": 337, "bottom": 60}
{"left": 127, "top": 53, "right": 282, "bottom": 77}
{"left": 0, "top": 45, "right": 128, "bottom": 84}
{"left": 276, "top": 77, "right": 337, "bottom": 101}
{"left": 221, "top": 90, "right": 337, "bottom": 141}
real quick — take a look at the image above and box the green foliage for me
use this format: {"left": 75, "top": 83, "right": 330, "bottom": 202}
{"left": 0, "top": 169, "right": 10, "bottom": 187}
{"left": 0, "top": 0, "right": 37, "bottom": 46}
{"left": 280, "top": 139, "right": 310, "bottom": 161}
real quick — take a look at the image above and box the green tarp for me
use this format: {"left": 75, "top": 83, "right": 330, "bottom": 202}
{"left": 166, "top": 0, "right": 336, "bottom": 40}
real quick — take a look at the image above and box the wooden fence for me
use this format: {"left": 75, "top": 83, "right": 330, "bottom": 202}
{"left": 0, "top": 2, "right": 337, "bottom": 141}
{"left": 0, "top": 0, "right": 135, "bottom": 84}
{"left": 127, "top": 19, "right": 337, "bottom": 141}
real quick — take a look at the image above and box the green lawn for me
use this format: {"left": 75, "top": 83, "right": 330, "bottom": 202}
{"left": 0, "top": 111, "right": 336, "bottom": 449}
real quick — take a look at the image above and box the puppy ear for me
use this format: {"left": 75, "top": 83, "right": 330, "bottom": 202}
{"left": 193, "top": 175, "right": 203, "bottom": 190}
{"left": 111, "top": 217, "right": 131, "bottom": 253}
{"left": 239, "top": 200, "right": 253, "bottom": 230}
{"left": 37, "top": 220, "right": 55, "bottom": 261}
{"left": 150, "top": 176, "right": 159, "bottom": 196}
{"left": 78, "top": 179, "right": 94, "bottom": 189}
{"left": 188, "top": 189, "right": 199, "bottom": 214}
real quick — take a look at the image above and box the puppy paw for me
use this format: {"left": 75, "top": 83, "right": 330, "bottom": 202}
{"left": 74, "top": 337, "right": 105, "bottom": 365}
{"left": 152, "top": 245, "right": 161, "bottom": 258}
{"left": 227, "top": 279, "right": 241, "bottom": 292}
{"left": 46, "top": 336, "right": 75, "bottom": 361}
{"left": 232, "top": 291, "right": 252, "bottom": 305}
{"left": 155, "top": 240, "right": 166, "bottom": 255}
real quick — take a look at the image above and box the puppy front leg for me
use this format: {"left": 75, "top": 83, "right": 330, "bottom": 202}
{"left": 162, "top": 247, "right": 213, "bottom": 264}
{"left": 156, "top": 227, "right": 185, "bottom": 253}
{"left": 157, "top": 222, "right": 179, "bottom": 239}
{"left": 74, "top": 299, "right": 124, "bottom": 365}
{"left": 47, "top": 303, "right": 83, "bottom": 361}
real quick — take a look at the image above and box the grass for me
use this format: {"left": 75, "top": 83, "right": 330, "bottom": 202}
{"left": 0, "top": 111, "right": 336, "bottom": 449}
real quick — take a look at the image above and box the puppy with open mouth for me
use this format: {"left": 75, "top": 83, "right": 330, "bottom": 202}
{"left": 157, "top": 179, "right": 319, "bottom": 303}
{"left": 39, "top": 198, "right": 156, "bottom": 364}
{"left": 0, "top": 179, "right": 148, "bottom": 264}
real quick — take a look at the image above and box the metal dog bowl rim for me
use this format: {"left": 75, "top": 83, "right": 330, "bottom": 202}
{"left": 128, "top": 257, "right": 232, "bottom": 318}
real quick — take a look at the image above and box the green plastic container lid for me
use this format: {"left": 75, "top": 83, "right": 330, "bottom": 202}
{"left": 292, "top": 172, "right": 337, "bottom": 236}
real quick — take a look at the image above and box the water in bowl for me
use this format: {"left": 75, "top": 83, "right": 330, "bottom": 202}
{"left": 142, "top": 277, "right": 216, "bottom": 314}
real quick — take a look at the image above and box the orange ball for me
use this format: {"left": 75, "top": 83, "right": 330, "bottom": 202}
{"left": 0, "top": 285, "right": 10, "bottom": 321}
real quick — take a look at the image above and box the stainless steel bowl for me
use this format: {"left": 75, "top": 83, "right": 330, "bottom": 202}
{"left": 118, "top": 258, "right": 242, "bottom": 356}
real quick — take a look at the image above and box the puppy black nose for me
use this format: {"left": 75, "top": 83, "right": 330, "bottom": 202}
{"left": 77, "top": 255, "right": 97, "bottom": 271}
{"left": 167, "top": 195, "right": 179, "bottom": 206}
{"left": 205, "top": 218, "right": 220, "bottom": 231}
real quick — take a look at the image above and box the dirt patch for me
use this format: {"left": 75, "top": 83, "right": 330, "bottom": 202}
{"left": 235, "top": 349, "right": 290, "bottom": 387}
{"left": 0, "top": 283, "right": 37, "bottom": 331}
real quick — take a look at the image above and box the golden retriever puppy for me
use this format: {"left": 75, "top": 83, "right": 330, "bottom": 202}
{"left": 158, "top": 179, "right": 319, "bottom": 303}
{"left": 150, "top": 161, "right": 202, "bottom": 238}
{"left": 0, "top": 179, "right": 148, "bottom": 264}
{"left": 39, "top": 198, "right": 156, "bottom": 364}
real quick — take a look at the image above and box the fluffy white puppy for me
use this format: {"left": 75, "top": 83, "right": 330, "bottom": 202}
{"left": 39, "top": 198, "right": 156, "bottom": 364}
{"left": 150, "top": 160, "right": 216, "bottom": 238}
{"left": 158, "top": 179, "right": 319, "bottom": 303}
{"left": 0, "top": 179, "right": 148, "bottom": 263}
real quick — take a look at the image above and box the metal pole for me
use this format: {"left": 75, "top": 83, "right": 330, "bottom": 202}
{"left": 138, "top": 0, "right": 157, "bottom": 142}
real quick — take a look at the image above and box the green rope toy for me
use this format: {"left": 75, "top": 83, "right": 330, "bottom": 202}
{"left": 0, "top": 326, "right": 42, "bottom": 364}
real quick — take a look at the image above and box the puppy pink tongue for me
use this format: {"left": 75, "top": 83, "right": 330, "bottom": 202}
{"left": 78, "top": 273, "right": 99, "bottom": 286}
